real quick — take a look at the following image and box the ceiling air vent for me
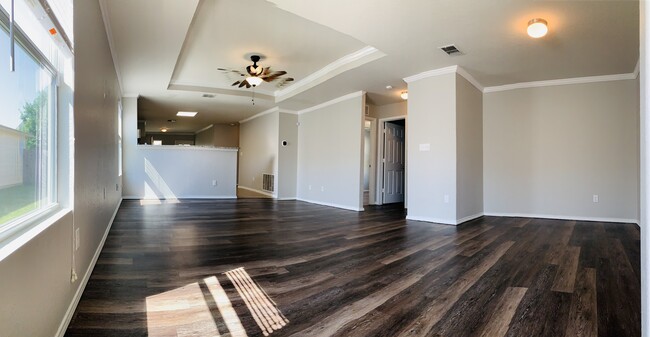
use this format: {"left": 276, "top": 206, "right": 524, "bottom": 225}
{"left": 440, "top": 44, "right": 462, "bottom": 56}
{"left": 202, "top": 93, "right": 216, "bottom": 98}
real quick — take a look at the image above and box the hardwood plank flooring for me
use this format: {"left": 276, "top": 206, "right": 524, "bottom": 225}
{"left": 64, "top": 199, "right": 640, "bottom": 337}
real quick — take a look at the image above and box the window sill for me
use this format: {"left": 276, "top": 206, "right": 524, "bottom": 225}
{"left": 0, "top": 206, "right": 72, "bottom": 262}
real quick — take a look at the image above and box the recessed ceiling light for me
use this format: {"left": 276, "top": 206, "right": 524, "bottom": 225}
{"left": 527, "top": 18, "right": 548, "bottom": 38}
{"left": 400, "top": 91, "right": 408, "bottom": 100}
{"left": 385, "top": 85, "right": 393, "bottom": 90}
{"left": 177, "top": 111, "right": 198, "bottom": 117}
{"left": 161, "top": 128, "right": 168, "bottom": 133}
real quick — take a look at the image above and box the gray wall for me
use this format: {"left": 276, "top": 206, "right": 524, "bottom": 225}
{"left": 484, "top": 79, "right": 640, "bottom": 222}
{"left": 406, "top": 73, "right": 458, "bottom": 223}
{"left": 456, "top": 74, "right": 484, "bottom": 221}
{"left": 297, "top": 94, "right": 365, "bottom": 210}
{"left": 278, "top": 112, "right": 298, "bottom": 199}
{"left": 195, "top": 124, "right": 239, "bottom": 148}
{"left": 0, "top": 1, "right": 122, "bottom": 336}
{"left": 239, "top": 111, "right": 279, "bottom": 194}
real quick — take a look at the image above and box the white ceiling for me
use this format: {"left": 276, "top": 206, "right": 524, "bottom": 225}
{"left": 101, "top": 0, "right": 639, "bottom": 132}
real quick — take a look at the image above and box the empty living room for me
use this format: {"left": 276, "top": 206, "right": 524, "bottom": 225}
{"left": 0, "top": 0, "right": 648, "bottom": 336}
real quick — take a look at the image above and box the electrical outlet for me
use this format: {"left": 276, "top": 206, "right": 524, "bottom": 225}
{"left": 593, "top": 194, "right": 599, "bottom": 203}
{"left": 212, "top": 180, "right": 217, "bottom": 186}
{"left": 444, "top": 195, "right": 450, "bottom": 203}
{"left": 75, "top": 228, "right": 80, "bottom": 251}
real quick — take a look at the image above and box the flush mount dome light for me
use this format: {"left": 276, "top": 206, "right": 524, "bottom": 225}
{"left": 161, "top": 128, "right": 168, "bottom": 133}
{"left": 246, "top": 76, "right": 264, "bottom": 87}
{"left": 177, "top": 111, "right": 198, "bottom": 117}
{"left": 400, "top": 91, "right": 408, "bottom": 100}
{"left": 527, "top": 18, "right": 548, "bottom": 38}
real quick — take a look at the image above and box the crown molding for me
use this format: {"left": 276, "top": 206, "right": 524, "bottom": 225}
{"left": 403, "top": 65, "right": 458, "bottom": 83}
{"left": 194, "top": 124, "right": 214, "bottom": 135}
{"left": 99, "top": 0, "right": 124, "bottom": 95}
{"left": 403, "top": 65, "right": 483, "bottom": 92}
{"left": 483, "top": 72, "right": 637, "bottom": 93}
{"left": 275, "top": 46, "right": 385, "bottom": 103}
{"left": 239, "top": 106, "right": 279, "bottom": 124}
{"left": 456, "top": 67, "right": 484, "bottom": 92}
{"left": 296, "top": 91, "right": 365, "bottom": 115}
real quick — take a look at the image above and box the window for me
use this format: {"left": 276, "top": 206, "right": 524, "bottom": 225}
{"left": 0, "top": 6, "right": 56, "bottom": 232}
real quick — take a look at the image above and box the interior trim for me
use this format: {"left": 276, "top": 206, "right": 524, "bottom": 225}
{"left": 483, "top": 212, "right": 639, "bottom": 225}
{"left": 483, "top": 72, "right": 638, "bottom": 93}
{"left": 239, "top": 106, "right": 279, "bottom": 124}
{"left": 98, "top": 0, "right": 124, "bottom": 95}
{"left": 296, "top": 91, "right": 365, "bottom": 115}
{"left": 55, "top": 198, "right": 122, "bottom": 337}
{"left": 275, "top": 46, "right": 385, "bottom": 103}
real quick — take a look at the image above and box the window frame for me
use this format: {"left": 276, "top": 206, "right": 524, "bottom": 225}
{"left": 0, "top": 4, "right": 60, "bottom": 243}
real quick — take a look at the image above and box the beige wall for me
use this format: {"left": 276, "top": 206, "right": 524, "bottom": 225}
{"left": 484, "top": 79, "right": 640, "bottom": 222}
{"left": 239, "top": 111, "right": 279, "bottom": 194}
{"left": 406, "top": 73, "right": 458, "bottom": 224}
{"left": 297, "top": 94, "right": 365, "bottom": 210}
{"left": 278, "top": 112, "right": 298, "bottom": 199}
{"left": 0, "top": 1, "right": 122, "bottom": 336}
{"left": 456, "top": 74, "right": 484, "bottom": 221}
{"left": 194, "top": 126, "right": 213, "bottom": 146}
{"left": 372, "top": 101, "right": 407, "bottom": 120}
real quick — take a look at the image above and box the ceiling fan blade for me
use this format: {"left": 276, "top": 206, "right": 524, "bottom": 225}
{"left": 239, "top": 80, "right": 248, "bottom": 88}
{"left": 277, "top": 77, "right": 295, "bottom": 87}
{"left": 232, "top": 81, "right": 241, "bottom": 86}
{"left": 245, "top": 82, "right": 251, "bottom": 88}
{"left": 262, "top": 73, "right": 287, "bottom": 82}
{"left": 262, "top": 67, "right": 271, "bottom": 76}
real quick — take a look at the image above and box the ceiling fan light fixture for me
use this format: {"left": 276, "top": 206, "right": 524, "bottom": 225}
{"left": 400, "top": 91, "right": 408, "bottom": 100}
{"left": 247, "top": 76, "right": 264, "bottom": 87}
{"left": 527, "top": 18, "right": 548, "bottom": 38}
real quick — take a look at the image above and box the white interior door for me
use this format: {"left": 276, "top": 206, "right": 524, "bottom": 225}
{"left": 382, "top": 122, "right": 405, "bottom": 204}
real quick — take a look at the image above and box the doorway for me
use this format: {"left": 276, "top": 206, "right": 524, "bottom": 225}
{"left": 378, "top": 118, "right": 406, "bottom": 205}
{"left": 363, "top": 117, "right": 377, "bottom": 206}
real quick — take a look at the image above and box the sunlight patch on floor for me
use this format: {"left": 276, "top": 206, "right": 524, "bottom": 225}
{"left": 225, "top": 267, "right": 289, "bottom": 336}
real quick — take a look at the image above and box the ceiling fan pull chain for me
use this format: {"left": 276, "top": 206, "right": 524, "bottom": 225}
{"left": 252, "top": 88, "right": 255, "bottom": 105}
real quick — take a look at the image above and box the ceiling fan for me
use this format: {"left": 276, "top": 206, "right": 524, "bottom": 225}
{"left": 218, "top": 55, "right": 294, "bottom": 89}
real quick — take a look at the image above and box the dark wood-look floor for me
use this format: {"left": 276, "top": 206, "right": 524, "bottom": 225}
{"left": 65, "top": 199, "right": 641, "bottom": 337}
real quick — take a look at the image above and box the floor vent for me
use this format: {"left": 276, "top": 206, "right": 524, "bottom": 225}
{"left": 263, "top": 174, "right": 275, "bottom": 192}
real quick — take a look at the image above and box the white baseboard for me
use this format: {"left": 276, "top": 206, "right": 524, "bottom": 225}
{"left": 122, "top": 195, "right": 237, "bottom": 200}
{"left": 296, "top": 198, "right": 364, "bottom": 212}
{"left": 237, "top": 186, "right": 276, "bottom": 198}
{"left": 277, "top": 197, "right": 297, "bottom": 201}
{"left": 483, "top": 212, "right": 639, "bottom": 224}
{"left": 406, "top": 214, "right": 458, "bottom": 226}
{"left": 55, "top": 198, "right": 122, "bottom": 337}
{"left": 456, "top": 213, "right": 484, "bottom": 225}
